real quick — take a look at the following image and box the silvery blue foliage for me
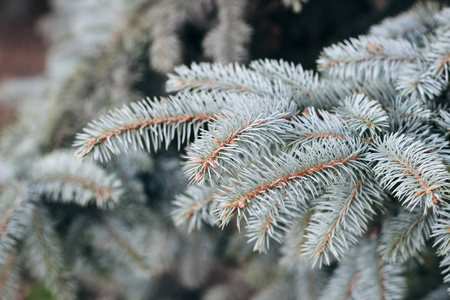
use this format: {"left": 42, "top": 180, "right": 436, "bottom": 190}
{"left": 70, "top": 2, "right": 450, "bottom": 297}
{"left": 4, "top": 1, "right": 450, "bottom": 299}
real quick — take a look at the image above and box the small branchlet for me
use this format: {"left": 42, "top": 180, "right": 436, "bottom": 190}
{"left": 370, "top": 134, "right": 450, "bottom": 212}
{"left": 32, "top": 150, "right": 123, "bottom": 208}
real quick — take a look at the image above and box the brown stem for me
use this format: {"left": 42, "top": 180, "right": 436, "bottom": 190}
{"left": 315, "top": 180, "right": 363, "bottom": 258}
{"left": 191, "top": 120, "right": 266, "bottom": 182}
{"left": 39, "top": 175, "right": 113, "bottom": 203}
{"left": 394, "top": 157, "right": 438, "bottom": 204}
{"left": 390, "top": 207, "right": 434, "bottom": 252}
{"left": 102, "top": 222, "right": 150, "bottom": 272}
{"left": 223, "top": 154, "right": 361, "bottom": 218}
{"left": 82, "top": 114, "right": 214, "bottom": 157}
{"left": 0, "top": 185, "right": 26, "bottom": 237}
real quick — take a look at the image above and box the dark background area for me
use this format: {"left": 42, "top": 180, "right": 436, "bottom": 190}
{"left": 1, "top": 0, "right": 445, "bottom": 83}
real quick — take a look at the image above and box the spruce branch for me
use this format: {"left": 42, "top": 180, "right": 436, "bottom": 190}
{"left": 171, "top": 185, "right": 217, "bottom": 232}
{"left": 249, "top": 59, "right": 319, "bottom": 94}
{"left": 202, "top": 0, "right": 252, "bottom": 64}
{"left": 62, "top": 215, "right": 91, "bottom": 266}
{"left": 370, "top": 134, "right": 450, "bottom": 212}
{"left": 280, "top": 206, "right": 314, "bottom": 267}
{"left": 436, "top": 110, "right": 450, "bottom": 133}
{"left": 285, "top": 108, "right": 354, "bottom": 152}
{"left": 395, "top": 26, "right": 450, "bottom": 101}
{"left": 353, "top": 80, "right": 398, "bottom": 105}
{"left": 108, "top": 151, "right": 153, "bottom": 204}
{"left": 303, "top": 177, "right": 387, "bottom": 266}
{"left": 165, "top": 62, "right": 291, "bottom": 98}
{"left": 380, "top": 207, "right": 436, "bottom": 263}
{"left": 250, "top": 59, "right": 345, "bottom": 109}
{"left": 75, "top": 92, "right": 228, "bottom": 161}
{"left": 246, "top": 199, "right": 304, "bottom": 253}
{"left": 90, "top": 216, "right": 152, "bottom": 278}
{"left": 432, "top": 205, "right": 450, "bottom": 256}
{"left": 0, "top": 182, "right": 33, "bottom": 300}
{"left": 436, "top": 7, "right": 450, "bottom": 28}
{"left": 385, "top": 96, "right": 432, "bottom": 129}
{"left": 319, "top": 245, "right": 363, "bottom": 300}
{"left": 317, "top": 36, "right": 419, "bottom": 81}
{"left": 334, "top": 94, "right": 390, "bottom": 137}
{"left": 28, "top": 1, "right": 450, "bottom": 296}
{"left": 320, "top": 240, "right": 405, "bottom": 300}
{"left": 0, "top": 182, "right": 33, "bottom": 253}
{"left": 148, "top": 1, "right": 184, "bottom": 73}
{"left": 185, "top": 95, "right": 297, "bottom": 184}
{"left": 357, "top": 240, "right": 406, "bottom": 300}
{"left": 369, "top": 1, "right": 441, "bottom": 43}
{"left": 177, "top": 232, "right": 215, "bottom": 289}
{"left": 32, "top": 150, "right": 123, "bottom": 208}
{"left": 146, "top": 0, "right": 216, "bottom": 73}
{"left": 25, "top": 205, "right": 77, "bottom": 300}
{"left": 396, "top": 61, "right": 447, "bottom": 101}
{"left": 403, "top": 123, "right": 450, "bottom": 164}
{"left": 440, "top": 253, "right": 450, "bottom": 295}
{"left": 295, "top": 262, "right": 328, "bottom": 300}
{"left": 426, "top": 26, "right": 450, "bottom": 81}
{"left": 216, "top": 138, "right": 368, "bottom": 226}
{"left": 0, "top": 247, "right": 20, "bottom": 300}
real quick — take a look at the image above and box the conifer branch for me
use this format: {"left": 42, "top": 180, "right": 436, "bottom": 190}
{"left": 185, "top": 95, "right": 297, "bottom": 183}
{"left": 148, "top": 2, "right": 184, "bottom": 73}
{"left": 250, "top": 59, "right": 348, "bottom": 109}
{"left": 432, "top": 205, "right": 450, "bottom": 256}
{"left": 171, "top": 185, "right": 217, "bottom": 232}
{"left": 369, "top": 1, "right": 441, "bottom": 42}
{"left": 385, "top": 97, "right": 432, "bottom": 130}
{"left": 216, "top": 139, "right": 368, "bottom": 226}
{"left": 303, "top": 177, "right": 386, "bottom": 265}
{"left": 246, "top": 199, "right": 304, "bottom": 253}
{"left": 395, "top": 61, "right": 446, "bottom": 101}
{"left": 25, "top": 206, "right": 76, "bottom": 300}
{"left": 0, "top": 182, "right": 33, "bottom": 300}
{"left": 0, "top": 248, "right": 20, "bottom": 300}
{"left": 62, "top": 215, "right": 90, "bottom": 266}
{"left": 166, "top": 62, "right": 291, "bottom": 98}
{"left": 395, "top": 26, "right": 450, "bottom": 101}
{"left": 28, "top": 2, "right": 450, "bottom": 296}
{"left": 285, "top": 109, "right": 354, "bottom": 152}
{"left": 250, "top": 59, "right": 319, "bottom": 93}
{"left": 32, "top": 150, "right": 123, "bottom": 208}
{"left": 440, "top": 253, "right": 450, "bottom": 294}
{"left": 280, "top": 208, "right": 313, "bottom": 267}
{"left": 403, "top": 123, "right": 450, "bottom": 165}
{"left": 380, "top": 207, "right": 436, "bottom": 263}
{"left": 202, "top": 0, "right": 252, "bottom": 64}
{"left": 357, "top": 240, "right": 406, "bottom": 300}
{"left": 436, "top": 110, "right": 450, "bottom": 133}
{"left": 370, "top": 134, "right": 450, "bottom": 212}
{"left": 75, "top": 92, "right": 228, "bottom": 161}
{"left": 426, "top": 27, "right": 450, "bottom": 80}
{"left": 335, "top": 94, "right": 390, "bottom": 137}
{"left": 319, "top": 246, "right": 362, "bottom": 300}
{"left": 0, "top": 183, "right": 33, "bottom": 245}
{"left": 91, "top": 216, "right": 152, "bottom": 278}
{"left": 317, "top": 36, "right": 419, "bottom": 81}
